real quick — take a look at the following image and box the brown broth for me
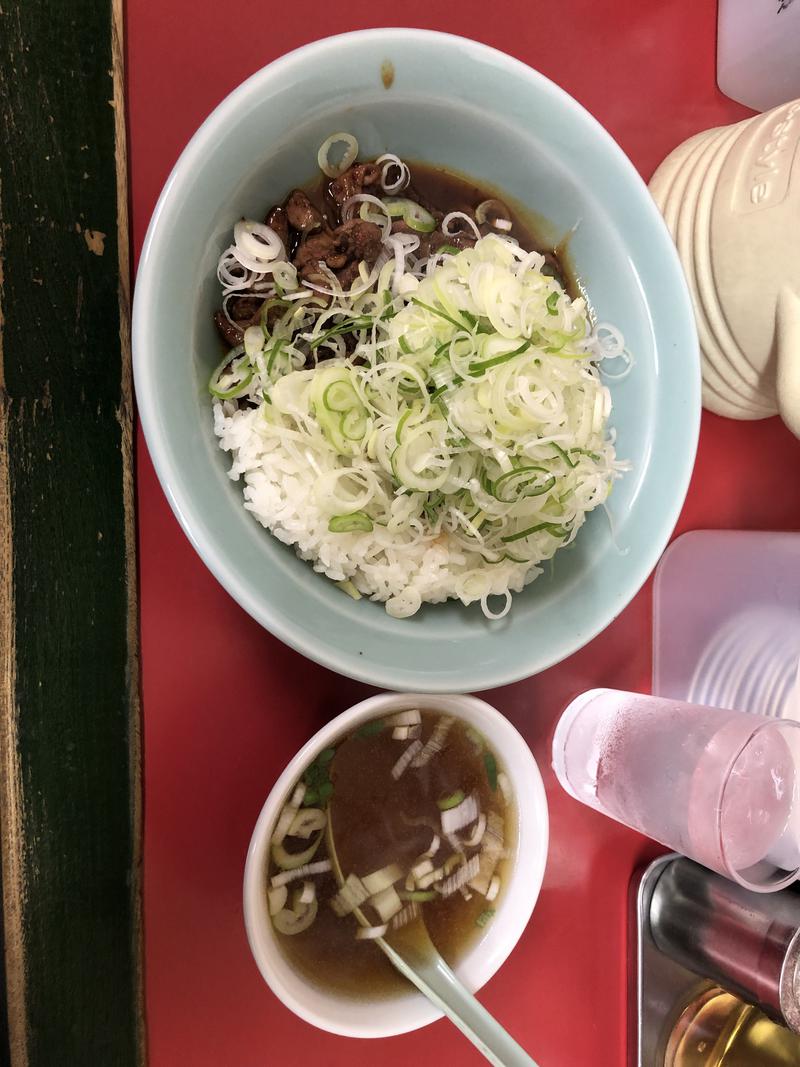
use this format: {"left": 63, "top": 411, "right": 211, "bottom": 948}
{"left": 267, "top": 712, "right": 513, "bottom": 999}
{"left": 407, "top": 164, "right": 545, "bottom": 260}
{"left": 217, "top": 156, "right": 577, "bottom": 353}
{"left": 302, "top": 160, "right": 575, "bottom": 296}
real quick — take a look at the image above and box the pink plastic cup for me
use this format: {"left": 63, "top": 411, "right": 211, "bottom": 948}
{"left": 552, "top": 688, "right": 800, "bottom": 892}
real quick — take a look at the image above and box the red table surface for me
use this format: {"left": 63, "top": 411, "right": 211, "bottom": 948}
{"left": 129, "top": 2, "right": 800, "bottom": 1064}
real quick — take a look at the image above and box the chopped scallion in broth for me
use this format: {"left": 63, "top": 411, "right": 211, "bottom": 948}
{"left": 266, "top": 710, "right": 514, "bottom": 998}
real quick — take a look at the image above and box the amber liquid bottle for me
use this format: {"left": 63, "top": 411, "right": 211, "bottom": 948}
{"left": 665, "top": 986, "right": 800, "bottom": 1067}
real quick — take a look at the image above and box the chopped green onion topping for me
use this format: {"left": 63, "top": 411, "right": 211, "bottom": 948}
{"left": 208, "top": 352, "right": 254, "bottom": 399}
{"left": 212, "top": 219, "right": 622, "bottom": 624}
{"left": 468, "top": 340, "right": 531, "bottom": 376}
{"left": 303, "top": 752, "right": 335, "bottom": 807}
{"left": 337, "top": 580, "right": 362, "bottom": 600}
{"left": 385, "top": 198, "right": 437, "bottom": 233}
{"left": 552, "top": 443, "right": 577, "bottom": 469}
{"left": 501, "top": 522, "right": 566, "bottom": 544}
{"left": 411, "top": 297, "right": 472, "bottom": 333}
{"left": 476, "top": 908, "right": 496, "bottom": 928}
{"left": 492, "top": 466, "right": 556, "bottom": 503}
{"left": 483, "top": 751, "right": 498, "bottom": 791}
{"left": 395, "top": 407, "right": 413, "bottom": 444}
{"left": 356, "top": 719, "right": 387, "bottom": 738}
{"left": 328, "top": 512, "right": 374, "bottom": 533}
{"left": 466, "top": 727, "right": 484, "bottom": 752}
{"left": 324, "top": 380, "right": 359, "bottom": 413}
{"left": 266, "top": 339, "right": 285, "bottom": 377}
{"left": 437, "top": 789, "right": 466, "bottom": 811}
{"left": 309, "top": 316, "right": 371, "bottom": 351}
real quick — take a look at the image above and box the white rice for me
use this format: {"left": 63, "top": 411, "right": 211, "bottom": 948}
{"left": 213, "top": 401, "right": 539, "bottom": 618}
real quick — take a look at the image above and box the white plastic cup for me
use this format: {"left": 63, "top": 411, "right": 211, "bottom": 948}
{"left": 717, "top": 0, "right": 800, "bottom": 114}
{"left": 649, "top": 98, "right": 800, "bottom": 437}
{"left": 689, "top": 605, "right": 800, "bottom": 722}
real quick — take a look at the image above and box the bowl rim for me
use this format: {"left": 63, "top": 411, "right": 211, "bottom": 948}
{"left": 133, "top": 28, "right": 700, "bottom": 692}
{"left": 242, "top": 692, "right": 549, "bottom": 1037}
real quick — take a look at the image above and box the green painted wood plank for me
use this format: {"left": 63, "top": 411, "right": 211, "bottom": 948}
{"left": 0, "top": 0, "right": 143, "bottom": 1064}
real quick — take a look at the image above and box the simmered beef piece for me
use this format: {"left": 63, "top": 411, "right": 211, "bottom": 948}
{"left": 294, "top": 219, "right": 383, "bottom": 284}
{"left": 214, "top": 155, "right": 568, "bottom": 356}
{"left": 542, "top": 251, "right": 567, "bottom": 290}
{"left": 335, "top": 218, "right": 384, "bottom": 262}
{"left": 390, "top": 219, "right": 475, "bottom": 257}
{"left": 285, "top": 189, "right": 324, "bottom": 233}
{"left": 443, "top": 230, "right": 477, "bottom": 251}
{"left": 228, "top": 295, "right": 262, "bottom": 322}
{"left": 266, "top": 204, "right": 289, "bottom": 248}
{"left": 328, "top": 163, "right": 381, "bottom": 211}
{"left": 294, "top": 231, "right": 344, "bottom": 277}
{"left": 213, "top": 293, "right": 268, "bottom": 346}
{"left": 437, "top": 210, "right": 478, "bottom": 251}
{"left": 335, "top": 261, "right": 363, "bottom": 290}
{"left": 214, "top": 310, "right": 243, "bottom": 348}
{"left": 390, "top": 218, "right": 434, "bottom": 258}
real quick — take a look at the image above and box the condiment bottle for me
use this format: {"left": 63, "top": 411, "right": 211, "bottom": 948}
{"left": 649, "top": 858, "right": 800, "bottom": 1034}
{"left": 665, "top": 985, "right": 800, "bottom": 1067}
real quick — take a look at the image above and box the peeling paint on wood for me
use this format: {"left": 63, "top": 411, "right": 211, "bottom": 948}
{"left": 0, "top": 0, "right": 143, "bottom": 1063}
{"left": 84, "top": 228, "right": 107, "bottom": 255}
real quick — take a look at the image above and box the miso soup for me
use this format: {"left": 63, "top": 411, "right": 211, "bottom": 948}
{"left": 266, "top": 710, "right": 514, "bottom": 998}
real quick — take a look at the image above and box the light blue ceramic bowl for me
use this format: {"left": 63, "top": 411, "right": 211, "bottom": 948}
{"left": 133, "top": 29, "right": 700, "bottom": 692}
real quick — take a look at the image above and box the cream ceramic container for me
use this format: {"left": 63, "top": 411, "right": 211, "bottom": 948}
{"left": 649, "top": 98, "right": 800, "bottom": 437}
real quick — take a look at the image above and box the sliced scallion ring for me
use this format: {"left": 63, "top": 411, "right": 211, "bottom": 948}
{"left": 394, "top": 406, "right": 414, "bottom": 444}
{"left": 475, "top": 199, "right": 511, "bottom": 227}
{"left": 492, "top": 466, "right": 557, "bottom": 503}
{"left": 323, "top": 380, "right": 359, "bottom": 413}
{"left": 442, "top": 211, "right": 481, "bottom": 240}
{"left": 437, "top": 789, "right": 465, "bottom": 811}
{"left": 268, "top": 885, "right": 288, "bottom": 916}
{"left": 501, "top": 522, "right": 566, "bottom": 544}
{"left": 272, "top": 896, "right": 318, "bottom": 936}
{"left": 384, "top": 198, "right": 437, "bottom": 234}
{"left": 328, "top": 512, "right": 374, "bottom": 534}
{"left": 340, "top": 407, "right": 368, "bottom": 441}
{"left": 243, "top": 325, "right": 264, "bottom": 359}
{"left": 483, "top": 751, "right": 498, "bottom": 791}
{"left": 208, "top": 350, "right": 253, "bottom": 400}
{"left": 317, "top": 132, "right": 358, "bottom": 179}
{"left": 376, "top": 152, "right": 410, "bottom": 194}
{"left": 270, "top": 832, "right": 324, "bottom": 872}
{"left": 399, "top": 889, "right": 437, "bottom": 902}
{"left": 468, "top": 340, "right": 531, "bottom": 376}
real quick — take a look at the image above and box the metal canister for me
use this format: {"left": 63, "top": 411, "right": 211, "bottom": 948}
{"left": 649, "top": 857, "right": 800, "bottom": 1033}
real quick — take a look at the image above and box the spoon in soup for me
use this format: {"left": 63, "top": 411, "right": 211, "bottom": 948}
{"left": 326, "top": 807, "right": 539, "bottom": 1067}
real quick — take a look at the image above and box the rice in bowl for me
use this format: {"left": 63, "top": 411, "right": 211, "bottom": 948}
{"left": 210, "top": 147, "right": 629, "bottom": 619}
